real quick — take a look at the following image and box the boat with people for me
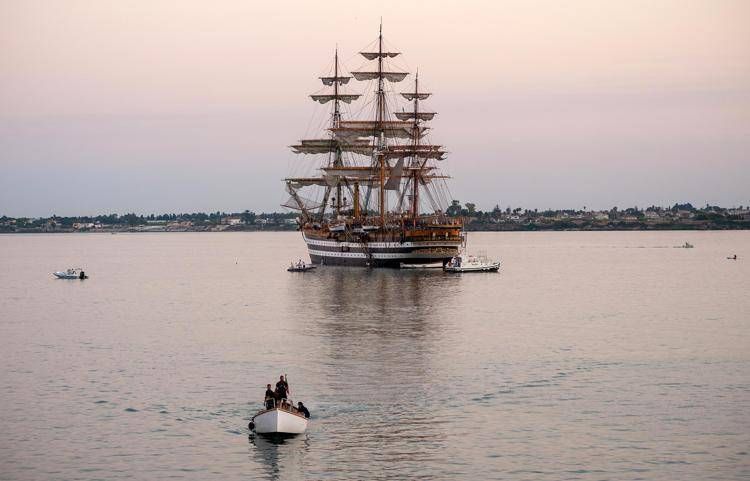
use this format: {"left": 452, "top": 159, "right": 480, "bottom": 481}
{"left": 287, "top": 260, "right": 317, "bottom": 272}
{"left": 249, "top": 375, "right": 310, "bottom": 436}
{"left": 53, "top": 268, "right": 88, "bottom": 279}
{"left": 444, "top": 254, "right": 500, "bottom": 273}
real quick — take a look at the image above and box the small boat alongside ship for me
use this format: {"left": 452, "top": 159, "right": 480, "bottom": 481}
{"left": 53, "top": 268, "right": 88, "bottom": 279}
{"left": 444, "top": 254, "right": 500, "bottom": 273}
{"left": 287, "top": 260, "right": 316, "bottom": 272}
{"left": 399, "top": 261, "right": 443, "bottom": 269}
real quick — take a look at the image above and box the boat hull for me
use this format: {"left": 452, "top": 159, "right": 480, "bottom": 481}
{"left": 251, "top": 408, "right": 308, "bottom": 435}
{"left": 444, "top": 262, "right": 501, "bottom": 273}
{"left": 303, "top": 232, "right": 460, "bottom": 268}
{"left": 287, "top": 265, "right": 316, "bottom": 272}
{"left": 53, "top": 272, "right": 84, "bottom": 279}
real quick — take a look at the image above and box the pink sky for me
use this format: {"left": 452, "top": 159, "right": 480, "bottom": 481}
{"left": 1, "top": 0, "right": 749, "bottom": 216}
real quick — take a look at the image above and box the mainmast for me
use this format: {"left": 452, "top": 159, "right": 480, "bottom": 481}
{"left": 411, "top": 71, "right": 420, "bottom": 225}
{"left": 333, "top": 48, "right": 343, "bottom": 216}
{"left": 376, "top": 22, "right": 387, "bottom": 226}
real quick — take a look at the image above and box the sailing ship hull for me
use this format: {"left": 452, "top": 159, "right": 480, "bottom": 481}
{"left": 303, "top": 231, "right": 461, "bottom": 267}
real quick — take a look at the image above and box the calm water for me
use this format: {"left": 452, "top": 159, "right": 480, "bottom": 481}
{"left": 1, "top": 231, "right": 748, "bottom": 480}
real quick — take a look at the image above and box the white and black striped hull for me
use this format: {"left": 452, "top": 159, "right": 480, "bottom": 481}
{"left": 303, "top": 232, "right": 461, "bottom": 268}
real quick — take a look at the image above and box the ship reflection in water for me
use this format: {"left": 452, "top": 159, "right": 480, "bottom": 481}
{"left": 251, "top": 267, "right": 460, "bottom": 480}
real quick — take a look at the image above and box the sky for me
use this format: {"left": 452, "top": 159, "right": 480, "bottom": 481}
{"left": 1, "top": 0, "right": 749, "bottom": 217}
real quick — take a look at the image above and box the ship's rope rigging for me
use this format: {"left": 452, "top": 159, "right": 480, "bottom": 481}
{"left": 283, "top": 26, "right": 454, "bottom": 225}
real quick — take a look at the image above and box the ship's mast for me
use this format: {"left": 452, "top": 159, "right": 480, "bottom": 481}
{"left": 285, "top": 28, "right": 454, "bottom": 229}
{"left": 333, "top": 48, "right": 343, "bottom": 217}
{"left": 285, "top": 48, "right": 362, "bottom": 221}
{"left": 411, "top": 71, "right": 420, "bottom": 226}
{"left": 376, "top": 21, "right": 386, "bottom": 227}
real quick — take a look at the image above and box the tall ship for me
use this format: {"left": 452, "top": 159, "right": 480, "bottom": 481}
{"left": 283, "top": 25, "right": 463, "bottom": 267}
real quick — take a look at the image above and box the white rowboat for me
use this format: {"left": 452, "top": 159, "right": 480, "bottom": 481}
{"left": 250, "top": 405, "right": 308, "bottom": 435}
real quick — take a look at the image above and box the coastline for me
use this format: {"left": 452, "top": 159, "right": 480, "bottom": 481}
{"left": 2, "top": 220, "right": 748, "bottom": 234}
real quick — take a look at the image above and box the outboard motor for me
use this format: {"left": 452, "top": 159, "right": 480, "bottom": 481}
{"left": 79, "top": 271, "right": 85, "bottom": 280}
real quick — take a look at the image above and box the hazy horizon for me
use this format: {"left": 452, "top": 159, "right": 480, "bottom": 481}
{"left": 2, "top": 0, "right": 749, "bottom": 217}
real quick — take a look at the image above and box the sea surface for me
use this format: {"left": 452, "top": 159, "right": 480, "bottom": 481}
{"left": 0, "top": 231, "right": 748, "bottom": 481}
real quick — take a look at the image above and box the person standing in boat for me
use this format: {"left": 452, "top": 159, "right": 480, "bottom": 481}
{"left": 275, "top": 375, "right": 289, "bottom": 407}
{"left": 264, "top": 384, "right": 275, "bottom": 409}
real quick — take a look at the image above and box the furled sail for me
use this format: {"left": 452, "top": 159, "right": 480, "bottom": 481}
{"left": 319, "top": 76, "right": 351, "bottom": 86}
{"left": 290, "top": 138, "right": 373, "bottom": 155}
{"left": 401, "top": 92, "right": 431, "bottom": 101}
{"left": 360, "top": 52, "right": 400, "bottom": 60}
{"left": 383, "top": 145, "right": 447, "bottom": 160}
{"left": 331, "top": 120, "right": 427, "bottom": 140}
{"left": 322, "top": 166, "right": 377, "bottom": 178}
{"left": 351, "top": 71, "right": 408, "bottom": 82}
{"left": 285, "top": 177, "right": 329, "bottom": 187}
{"left": 310, "top": 94, "right": 361, "bottom": 104}
{"left": 394, "top": 112, "right": 436, "bottom": 121}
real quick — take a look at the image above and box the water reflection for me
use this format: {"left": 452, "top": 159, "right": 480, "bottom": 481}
{"left": 248, "top": 433, "right": 310, "bottom": 481}
{"left": 280, "top": 268, "right": 456, "bottom": 477}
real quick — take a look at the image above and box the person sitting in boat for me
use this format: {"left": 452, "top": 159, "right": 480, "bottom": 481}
{"left": 297, "top": 401, "right": 310, "bottom": 418}
{"left": 264, "top": 384, "right": 275, "bottom": 409}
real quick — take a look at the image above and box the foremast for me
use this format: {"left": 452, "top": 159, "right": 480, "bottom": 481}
{"left": 285, "top": 48, "right": 360, "bottom": 223}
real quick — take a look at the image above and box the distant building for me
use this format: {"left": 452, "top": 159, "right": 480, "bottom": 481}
{"left": 222, "top": 217, "right": 244, "bottom": 226}
{"left": 594, "top": 212, "right": 609, "bottom": 221}
{"left": 73, "top": 222, "right": 95, "bottom": 230}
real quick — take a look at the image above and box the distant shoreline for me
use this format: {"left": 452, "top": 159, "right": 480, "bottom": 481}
{"left": 3, "top": 203, "right": 749, "bottom": 233}
{"left": 3, "top": 222, "right": 748, "bottom": 234}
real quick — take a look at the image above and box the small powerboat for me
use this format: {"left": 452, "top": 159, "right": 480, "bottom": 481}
{"left": 444, "top": 254, "right": 500, "bottom": 273}
{"left": 53, "top": 268, "right": 88, "bottom": 279}
{"left": 249, "top": 399, "right": 308, "bottom": 435}
{"left": 287, "top": 261, "right": 316, "bottom": 272}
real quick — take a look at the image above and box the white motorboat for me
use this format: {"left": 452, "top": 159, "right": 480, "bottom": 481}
{"left": 53, "top": 268, "right": 88, "bottom": 279}
{"left": 249, "top": 400, "right": 308, "bottom": 435}
{"left": 444, "top": 254, "right": 500, "bottom": 273}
